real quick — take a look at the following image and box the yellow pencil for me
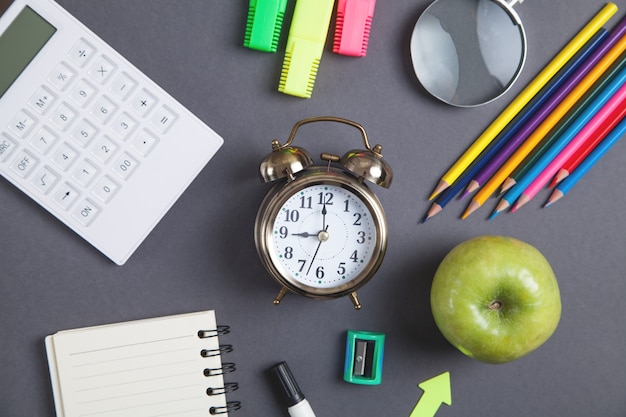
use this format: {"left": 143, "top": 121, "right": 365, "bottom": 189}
{"left": 429, "top": 2, "right": 618, "bottom": 200}
{"left": 462, "top": 32, "right": 626, "bottom": 219}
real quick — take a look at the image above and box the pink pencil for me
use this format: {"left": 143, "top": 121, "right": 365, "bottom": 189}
{"left": 511, "top": 81, "right": 626, "bottom": 212}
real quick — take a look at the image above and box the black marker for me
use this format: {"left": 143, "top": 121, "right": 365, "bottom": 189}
{"left": 270, "top": 361, "right": 317, "bottom": 417}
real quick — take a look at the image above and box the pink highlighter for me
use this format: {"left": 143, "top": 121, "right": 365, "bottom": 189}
{"left": 333, "top": 0, "right": 376, "bottom": 57}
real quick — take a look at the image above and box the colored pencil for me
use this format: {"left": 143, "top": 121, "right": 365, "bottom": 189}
{"left": 511, "top": 81, "right": 626, "bottom": 212}
{"left": 502, "top": 53, "right": 626, "bottom": 193}
{"left": 465, "top": 22, "right": 626, "bottom": 196}
{"left": 550, "top": 57, "right": 626, "bottom": 186}
{"left": 462, "top": 27, "right": 626, "bottom": 220}
{"left": 420, "top": 30, "right": 608, "bottom": 223}
{"left": 459, "top": 29, "right": 609, "bottom": 198}
{"left": 551, "top": 86, "right": 626, "bottom": 186}
{"left": 490, "top": 65, "right": 626, "bottom": 219}
{"left": 428, "top": 3, "right": 618, "bottom": 200}
{"left": 546, "top": 117, "right": 626, "bottom": 206}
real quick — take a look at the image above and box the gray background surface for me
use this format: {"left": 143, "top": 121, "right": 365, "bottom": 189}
{"left": 2, "top": 0, "right": 625, "bottom": 416}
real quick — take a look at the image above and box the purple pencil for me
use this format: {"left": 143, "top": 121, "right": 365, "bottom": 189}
{"left": 464, "top": 15, "right": 626, "bottom": 195}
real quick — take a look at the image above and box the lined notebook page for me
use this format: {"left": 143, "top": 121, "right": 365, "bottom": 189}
{"left": 45, "top": 311, "right": 227, "bottom": 417}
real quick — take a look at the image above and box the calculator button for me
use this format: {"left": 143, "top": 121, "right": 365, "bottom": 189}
{"left": 131, "top": 130, "right": 159, "bottom": 157}
{"left": 91, "top": 135, "right": 118, "bottom": 164}
{"left": 31, "top": 166, "right": 60, "bottom": 195}
{"left": 73, "top": 199, "right": 100, "bottom": 226}
{"left": 90, "top": 96, "right": 117, "bottom": 124}
{"left": 109, "top": 72, "right": 137, "bottom": 100}
{"left": 0, "top": 134, "right": 17, "bottom": 162}
{"left": 72, "top": 119, "right": 99, "bottom": 148}
{"left": 92, "top": 175, "right": 120, "bottom": 203}
{"left": 8, "top": 109, "right": 37, "bottom": 138}
{"left": 53, "top": 182, "right": 80, "bottom": 210}
{"left": 50, "top": 103, "right": 77, "bottom": 131}
{"left": 150, "top": 105, "right": 177, "bottom": 133}
{"left": 29, "top": 126, "right": 58, "bottom": 155}
{"left": 111, "top": 112, "right": 138, "bottom": 140}
{"left": 47, "top": 62, "right": 76, "bottom": 91}
{"left": 70, "top": 79, "right": 97, "bottom": 108}
{"left": 88, "top": 55, "right": 116, "bottom": 84}
{"left": 10, "top": 150, "right": 38, "bottom": 179}
{"left": 67, "top": 38, "right": 96, "bottom": 68}
{"left": 52, "top": 143, "right": 79, "bottom": 171}
{"left": 131, "top": 88, "right": 158, "bottom": 117}
{"left": 72, "top": 160, "right": 99, "bottom": 187}
{"left": 28, "top": 86, "right": 56, "bottom": 115}
{"left": 112, "top": 152, "right": 139, "bottom": 180}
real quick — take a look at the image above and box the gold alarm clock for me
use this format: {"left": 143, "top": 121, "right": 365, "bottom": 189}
{"left": 254, "top": 117, "right": 392, "bottom": 309}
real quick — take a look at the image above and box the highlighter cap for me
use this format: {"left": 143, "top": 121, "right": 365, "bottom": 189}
{"left": 271, "top": 361, "right": 305, "bottom": 407}
{"left": 334, "top": 0, "right": 376, "bottom": 57}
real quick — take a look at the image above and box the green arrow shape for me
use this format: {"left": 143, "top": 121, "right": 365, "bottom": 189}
{"left": 409, "top": 372, "right": 452, "bottom": 417}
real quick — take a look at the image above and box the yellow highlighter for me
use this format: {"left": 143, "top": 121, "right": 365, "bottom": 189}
{"left": 279, "top": 0, "right": 335, "bottom": 98}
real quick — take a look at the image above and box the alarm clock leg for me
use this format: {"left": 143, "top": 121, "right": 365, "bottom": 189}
{"left": 349, "top": 292, "right": 362, "bottom": 310}
{"left": 273, "top": 287, "right": 289, "bottom": 305}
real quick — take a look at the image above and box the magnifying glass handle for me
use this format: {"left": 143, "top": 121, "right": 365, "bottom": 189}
{"left": 505, "top": 0, "right": 524, "bottom": 8}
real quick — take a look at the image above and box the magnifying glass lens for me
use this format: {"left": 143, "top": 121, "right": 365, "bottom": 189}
{"left": 411, "top": 0, "right": 526, "bottom": 107}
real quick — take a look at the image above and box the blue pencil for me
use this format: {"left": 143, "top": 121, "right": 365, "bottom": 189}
{"left": 491, "top": 63, "right": 626, "bottom": 219}
{"left": 545, "top": 116, "right": 626, "bottom": 206}
{"left": 420, "top": 29, "right": 608, "bottom": 223}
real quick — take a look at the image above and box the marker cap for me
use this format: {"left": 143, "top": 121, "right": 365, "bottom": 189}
{"left": 271, "top": 361, "right": 305, "bottom": 407}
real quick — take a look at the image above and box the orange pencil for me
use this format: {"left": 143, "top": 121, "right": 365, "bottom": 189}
{"left": 462, "top": 30, "right": 626, "bottom": 219}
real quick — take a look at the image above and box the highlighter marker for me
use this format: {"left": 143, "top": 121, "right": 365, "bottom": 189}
{"left": 244, "top": 0, "right": 288, "bottom": 52}
{"left": 333, "top": 0, "right": 376, "bottom": 57}
{"left": 278, "top": 0, "right": 335, "bottom": 98}
{"left": 270, "top": 361, "right": 317, "bottom": 417}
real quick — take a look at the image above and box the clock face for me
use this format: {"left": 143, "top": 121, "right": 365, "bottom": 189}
{"left": 269, "top": 183, "right": 379, "bottom": 290}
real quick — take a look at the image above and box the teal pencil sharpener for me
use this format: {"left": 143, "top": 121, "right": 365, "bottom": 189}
{"left": 343, "top": 330, "right": 385, "bottom": 385}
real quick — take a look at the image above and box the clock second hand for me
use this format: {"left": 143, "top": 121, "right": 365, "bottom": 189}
{"left": 306, "top": 224, "right": 329, "bottom": 276}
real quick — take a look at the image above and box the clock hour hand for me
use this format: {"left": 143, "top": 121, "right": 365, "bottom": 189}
{"left": 291, "top": 232, "right": 318, "bottom": 238}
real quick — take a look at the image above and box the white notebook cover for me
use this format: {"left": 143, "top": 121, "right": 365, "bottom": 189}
{"left": 45, "top": 310, "right": 232, "bottom": 417}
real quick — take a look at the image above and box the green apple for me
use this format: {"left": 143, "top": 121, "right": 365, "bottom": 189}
{"left": 430, "top": 236, "right": 561, "bottom": 364}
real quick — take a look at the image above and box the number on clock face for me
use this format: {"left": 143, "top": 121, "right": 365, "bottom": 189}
{"left": 271, "top": 184, "right": 376, "bottom": 288}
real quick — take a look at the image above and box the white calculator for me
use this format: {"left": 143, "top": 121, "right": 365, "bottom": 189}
{"left": 0, "top": 0, "right": 224, "bottom": 265}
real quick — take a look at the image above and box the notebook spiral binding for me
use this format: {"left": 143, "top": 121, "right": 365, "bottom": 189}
{"left": 199, "top": 325, "right": 242, "bottom": 415}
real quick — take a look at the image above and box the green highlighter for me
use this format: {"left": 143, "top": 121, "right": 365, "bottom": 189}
{"left": 278, "top": 0, "right": 335, "bottom": 98}
{"left": 244, "top": 0, "right": 288, "bottom": 52}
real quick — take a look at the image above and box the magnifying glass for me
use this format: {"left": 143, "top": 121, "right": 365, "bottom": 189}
{"left": 410, "top": 0, "right": 527, "bottom": 107}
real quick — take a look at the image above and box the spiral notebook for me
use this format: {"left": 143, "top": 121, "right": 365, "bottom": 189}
{"left": 45, "top": 310, "right": 241, "bottom": 417}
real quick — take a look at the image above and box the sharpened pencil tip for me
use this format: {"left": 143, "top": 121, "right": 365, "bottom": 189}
{"left": 551, "top": 169, "right": 569, "bottom": 187}
{"left": 511, "top": 194, "right": 530, "bottom": 213}
{"left": 544, "top": 189, "right": 564, "bottom": 207}
{"left": 422, "top": 203, "right": 443, "bottom": 224}
{"left": 464, "top": 180, "right": 479, "bottom": 196}
{"left": 461, "top": 200, "right": 480, "bottom": 219}
{"left": 493, "top": 199, "right": 510, "bottom": 217}
{"left": 499, "top": 178, "right": 516, "bottom": 195}
{"left": 429, "top": 180, "right": 450, "bottom": 201}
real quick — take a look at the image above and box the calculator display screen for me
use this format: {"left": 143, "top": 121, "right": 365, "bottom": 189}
{"left": 0, "top": 6, "right": 56, "bottom": 97}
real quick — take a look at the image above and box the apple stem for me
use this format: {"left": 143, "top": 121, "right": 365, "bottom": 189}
{"left": 489, "top": 301, "right": 502, "bottom": 310}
